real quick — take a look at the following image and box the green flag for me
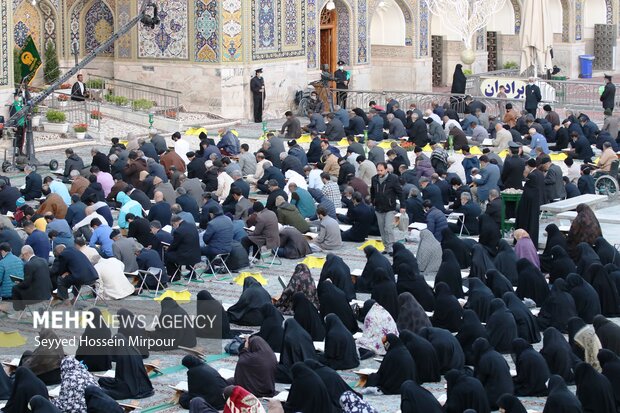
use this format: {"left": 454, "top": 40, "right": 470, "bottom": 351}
{"left": 19, "top": 35, "right": 41, "bottom": 83}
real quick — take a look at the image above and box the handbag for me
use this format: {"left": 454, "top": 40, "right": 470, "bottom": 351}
{"left": 225, "top": 336, "right": 245, "bottom": 355}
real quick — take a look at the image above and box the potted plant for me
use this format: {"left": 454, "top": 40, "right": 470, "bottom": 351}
{"left": 44, "top": 109, "right": 68, "bottom": 133}
{"left": 57, "top": 93, "right": 69, "bottom": 107}
{"left": 90, "top": 109, "right": 102, "bottom": 128}
{"left": 73, "top": 123, "right": 88, "bottom": 139}
{"left": 131, "top": 98, "right": 154, "bottom": 111}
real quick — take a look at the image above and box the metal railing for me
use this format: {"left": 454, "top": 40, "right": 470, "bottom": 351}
{"left": 85, "top": 74, "right": 181, "bottom": 120}
{"left": 327, "top": 88, "right": 541, "bottom": 119}
{"left": 43, "top": 91, "right": 102, "bottom": 131}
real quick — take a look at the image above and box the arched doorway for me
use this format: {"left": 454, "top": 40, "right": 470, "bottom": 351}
{"left": 320, "top": 7, "right": 338, "bottom": 73}
{"left": 370, "top": 0, "right": 407, "bottom": 46}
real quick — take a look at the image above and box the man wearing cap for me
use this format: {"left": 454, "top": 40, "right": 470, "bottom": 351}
{"left": 250, "top": 68, "right": 265, "bottom": 122}
{"left": 601, "top": 74, "right": 616, "bottom": 112}
{"left": 543, "top": 104, "right": 560, "bottom": 127}
{"left": 540, "top": 156, "right": 566, "bottom": 203}
{"left": 334, "top": 60, "right": 349, "bottom": 108}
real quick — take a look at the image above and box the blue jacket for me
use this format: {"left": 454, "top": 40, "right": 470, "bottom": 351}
{"left": 89, "top": 225, "right": 114, "bottom": 257}
{"left": 462, "top": 156, "right": 481, "bottom": 184}
{"left": 335, "top": 108, "right": 350, "bottom": 128}
{"left": 0, "top": 252, "right": 24, "bottom": 298}
{"left": 117, "top": 191, "right": 143, "bottom": 229}
{"left": 46, "top": 219, "right": 74, "bottom": 248}
{"left": 291, "top": 188, "right": 317, "bottom": 218}
{"left": 217, "top": 130, "right": 240, "bottom": 155}
{"left": 65, "top": 201, "right": 87, "bottom": 228}
{"left": 473, "top": 163, "right": 501, "bottom": 202}
{"left": 26, "top": 229, "right": 50, "bottom": 259}
{"left": 426, "top": 207, "right": 448, "bottom": 241}
{"left": 367, "top": 115, "right": 385, "bottom": 141}
{"left": 202, "top": 214, "right": 233, "bottom": 254}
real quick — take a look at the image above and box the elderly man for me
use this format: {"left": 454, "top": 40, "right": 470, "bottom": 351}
{"left": 10, "top": 245, "right": 52, "bottom": 311}
{"left": 470, "top": 121, "right": 489, "bottom": 145}
{"left": 492, "top": 123, "right": 512, "bottom": 153}
{"left": 110, "top": 229, "right": 140, "bottom": 273}
{"left": 21, "top": 164, "right": 42, "bottom": 200}
{"left": 367, "top": 140, "right": 385, "bottom": 165}
{"left": 325, "top": 113, "right": 346, "bottom": 141}
{"left": 280, "top": 111, "right": 302, "bottom": 140}
{"left": 526, "top": 127, "right": 550, "bottom": 155}
{"left": 540, "top": 156, "right": 566, "bottom": 203}
{"left": 449, "top": 192, "right": 481, "bottom": 235}
{"left": 321, "top": 173, "right": 342, "bottom": 208}
{"left": 387, "top": 113, "right": 407, "bottom": 140}
{"left": 289, "top": 182, "right": 316, "bottom": 219}
{"left": 276, "top": 195, "right": 310, "bottom": 233}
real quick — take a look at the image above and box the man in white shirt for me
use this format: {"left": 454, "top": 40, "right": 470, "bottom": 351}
{"left": 424, "top": 109, "right": 442, "bottom": 125}
{"left": 70, "top": 74, "right": 88, "bottom": 101}
{"left": 172, "top": 132, "right": 190, "bottom": 164}
{"left": 306, "top": 164, "right": 324, "bottom": 191}
{"left": 215, "top": 167, "right": 234, "bottom": 199}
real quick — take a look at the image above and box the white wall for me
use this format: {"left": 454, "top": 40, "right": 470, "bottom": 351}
{"left": 430, "top": 14, "right": 461, "bottom": 41}
{"left": 548, "top": 0, "right": 564, "bottom": 35}
{"left": 584, "top": 0, "right": 608, "bottom": 39}
{"left": 370, "top": 0, "right": 406, "bottom": 46}
{"left": 487, "top": 0, "right": 516, "bottom": 35}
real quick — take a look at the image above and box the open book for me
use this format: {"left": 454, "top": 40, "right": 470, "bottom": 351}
{"left": 168, "top": 381, "right": 188, "bottom": 392}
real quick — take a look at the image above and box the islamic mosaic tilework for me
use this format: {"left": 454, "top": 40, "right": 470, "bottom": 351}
{"left": 39, "top": 1, "right": 56, "bottom": 49}
{"left": 251, "top": 0, "right": 306, "bottom": 60}
{"left": 605, "top": 0, "right": 613, "bottom": 24}
{"left": 14, "top": 1, "right": 41, "bottom": 49}
{"left": 393, "top": 0, "right": 413, "bottom": 46}
{"left": 71, "top": 2, "right": 86, "bottom": 52}
{"left": 14, "top": 0, "right": 58, "bottom": 13}
{"left": 336, "top": 1, "right": 350, "bottom": 64}
{"left": 117, "top": 0, "right": 132, "bottom": 58}
{"left": 256, "top": 0, "right": 276, "bottom": 51}
{"left": 138, "top": 0, "right": 189, "bottom": 59}
{"left": 418, "top": 0, "right": 429, "bottom": 57}
{"left": 222, "top": 0, "right": 242, "bottom": 61}
{"left": 307, "top": 0, "right": 317, "bottom": 68}
{"left": 85, "top": 1, "right": 114, "bottom": 55}
{"left": 476, "top": 28, "right": 485, "bottom": 51}
{"left": 284, "top": 0, "right": 299, "bottom": 46}
{"left": 510, "top": 0, "right": 521, "bottom": 34}
{"left": 561, "top": 0, "right": 569, "bottom": 42}
{"left": 195, "top": 0, "right": 218, "bottom": 62}
{"left": 1, "top": 0, "right": 9, "bottom": 86}
{"left": 357, "top": 0, "right": 368, "bottom": 63}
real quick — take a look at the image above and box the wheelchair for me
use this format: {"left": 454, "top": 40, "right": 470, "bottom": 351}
{"left": 595, "top": 159, "right": 620, "bottom": 200}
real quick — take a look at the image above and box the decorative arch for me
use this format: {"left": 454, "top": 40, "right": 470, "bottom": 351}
{"left": 369, "top": 0, "right": 415, "bottom": 45}
{"left": 561, "top": 0, "right": 570, "bottom": 42}
{"left": 83, "top": 0, "right": 115, "bottom": 55}
{"left": 39, "top": 0, "right": 58, "bottom": 50}
{"left": 307, "top": 0, "right": 354, "bottom": 68}
{"left": 13, "top": 1, "right": 43, "bottom": 50}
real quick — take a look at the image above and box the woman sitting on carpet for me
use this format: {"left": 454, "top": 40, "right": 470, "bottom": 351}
{"left": 234, "top": 336, "right": 277, "bottom": 398}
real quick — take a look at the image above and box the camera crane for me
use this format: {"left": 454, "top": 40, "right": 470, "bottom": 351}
{"left": 3, "top": 2, "right": 160, "bottom": 171}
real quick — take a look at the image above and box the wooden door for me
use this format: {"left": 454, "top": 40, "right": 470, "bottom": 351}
{"left": 319, "top": 8, "right": 337, "bottom": 108}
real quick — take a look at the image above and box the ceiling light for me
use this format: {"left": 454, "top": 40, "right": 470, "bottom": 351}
{"left": 326, "top": 0, "right": 335, "bottom": 10}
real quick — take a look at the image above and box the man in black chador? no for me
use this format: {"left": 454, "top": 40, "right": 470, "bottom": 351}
{"left": 250, "top": 68, "right": 265, "bottom": 123}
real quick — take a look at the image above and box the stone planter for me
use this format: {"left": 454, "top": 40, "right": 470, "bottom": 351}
{"left": 31, "top": 115, "right": 41, "bottom": 127}
{"left": 75, "top": 132, "right": 86, "bottom": 140}
{"left": 57, "top": 101, "right": 68, "bottom": 108}
{"left": 44, "top": 122, "right": 69, "bottom": 134}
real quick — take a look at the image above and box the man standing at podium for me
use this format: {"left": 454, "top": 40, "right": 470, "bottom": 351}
{"left": 250, "top": 68, "right": 265, "bottom": 123}
{"left": 71, "top": 74, "right": 88, "bottom": 102}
